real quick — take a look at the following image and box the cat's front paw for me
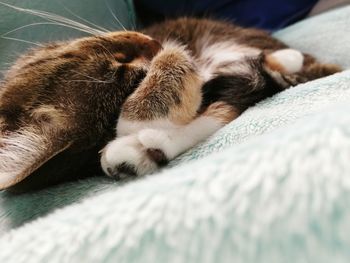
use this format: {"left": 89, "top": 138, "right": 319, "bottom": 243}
{"left": 138, "top": 128, "right": 172, "bottom": 158}
{"left": 100, "top": 135, "right": 156, "bottom": 179}
{"left": 100, "top": 133, "right": 168, "bottom": 179}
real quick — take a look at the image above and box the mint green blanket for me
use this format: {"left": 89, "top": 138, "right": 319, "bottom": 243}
{"left": 1, "top": 6, "right": 350, "bottom": 263}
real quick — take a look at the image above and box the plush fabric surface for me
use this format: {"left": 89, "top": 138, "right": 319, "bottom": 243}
{"left": 1, "top": 6, "right": 350, "bottom": 263}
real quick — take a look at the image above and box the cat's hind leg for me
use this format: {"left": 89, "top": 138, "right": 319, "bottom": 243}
{"left": 264, "top": 49, "right": 342, "bottom": 87}
{"left": 299, "top": 53, "right": 342, "bottom": 80}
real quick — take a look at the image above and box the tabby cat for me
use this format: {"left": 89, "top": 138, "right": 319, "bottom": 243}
{"left": 100, "top": 17, "right": 341, "bottom": 179}
{"left": 0, "top": 17, "right": 340, "bottom": 191}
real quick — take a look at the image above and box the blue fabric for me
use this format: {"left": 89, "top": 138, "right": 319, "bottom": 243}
{"left": 135, "top": 0, "right": 318, "bottom": 31}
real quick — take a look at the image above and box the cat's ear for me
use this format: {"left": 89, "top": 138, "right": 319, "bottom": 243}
{"left": 0, "top": 125, "right": 72, "bottom": 189}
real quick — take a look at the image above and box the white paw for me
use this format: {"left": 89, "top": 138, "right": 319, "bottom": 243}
{"left": 270, "top": 49, "right": 304, "bottom": 74}
{"left": 100, "top": 135, "right": 158, "bottom": 179}
{"left": 138, "top": 129, "right": 172, "bottom": 154}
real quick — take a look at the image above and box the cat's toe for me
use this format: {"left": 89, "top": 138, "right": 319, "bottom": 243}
{"left": 106, "top": 162, "right": 138, "bottom": 180}
{"left": 146, "top": 148, "right": 168, "bottom": 166}
{"left": 100, "top": 135, "right": 158, "bottom": 178}
{"left": 138, "top": 129, "right": 172, "bottom": 156}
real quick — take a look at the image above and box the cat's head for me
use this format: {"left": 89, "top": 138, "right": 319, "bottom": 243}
{"left": 0, "top": 31, "right": 162, "bottom": 190}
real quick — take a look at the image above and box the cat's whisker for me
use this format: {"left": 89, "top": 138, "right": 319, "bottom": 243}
{"left": 0, "top": 2, "right": 104, "bottom": 36}
{"left": 1, "top": 36, "right": 44, "bottom": 47}
{"left": 61, "top": 5, "right": 110, "bottom": 33}
{"left": 130, "top": 19, "right": 136, "bottom": 31}
{"left": 71, "top": 70, "right": 113, "bottom": 83}
{"left": 48, "top": 20, "right": 104, "bottom": 35}
{"left": 0, "top": 61, "right": 17, "bottom": 66}
{"left": 89, "top": 48, "right": 123, "bottom": 83}
{"left": 2, "top": 22, "right": 54, "bottom": 37}
{"left": 123, "top": 1, "right": 136, "bottom": 30}
{"left": 1, "top": 22, "right": 99, "bottom": 38}
{"left": 23, "top": 10, "right": 103, "bottom": 35}
{"left": 95, "top": 42, "right": 120, "bottom": 65}
{"left": 30, "top": 9, "right": 107, "bottom": 35}
{"left": 1, "top": 22, "right": 99, "bottom": 42}
{"left": 104, "top": 0, "right": 127, "bottom": 31}
{"left": 64, "top": 79, "right": 113, "bottom": 84}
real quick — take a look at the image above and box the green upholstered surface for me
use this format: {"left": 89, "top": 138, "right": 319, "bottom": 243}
{"left": 0, "top": 0, "right": 136, "bottom": 73}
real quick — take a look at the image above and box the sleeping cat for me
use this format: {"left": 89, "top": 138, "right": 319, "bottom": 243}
{"left": 0, "top": 17, "right": 340, "bottom": 191}
{"left": 100, "top": 17, "right": 341, "bottom": 179}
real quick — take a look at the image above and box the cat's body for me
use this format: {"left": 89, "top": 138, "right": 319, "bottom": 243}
{"left": 100, "top": 17, "right": 341, "bottom": 179}
{"left": 0, "top": 17, "right": 341, "bottom": 191}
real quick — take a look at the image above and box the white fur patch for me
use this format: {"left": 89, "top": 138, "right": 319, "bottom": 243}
{"left": 269, "top": 49, "right": 304, "bottom": 74}
{"left": 138, "top": 129, "right": 173, "bottom": 156}
{"left": 197, "top": 41, "right": 260, "bottom": 81}
{"left": 141, "top": 116, "right": 222, "bottom": 159}
{"left": 117, "top": 117, "right": 180, "bottom": 137}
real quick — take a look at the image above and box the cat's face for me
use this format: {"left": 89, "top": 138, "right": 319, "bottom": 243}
{"left": 0, "top": 31, "right": 162, "bottom": 190}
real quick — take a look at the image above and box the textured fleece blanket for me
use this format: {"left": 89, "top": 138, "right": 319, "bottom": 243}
{"left": 1, "top": 6, "right": 350, "bottom": 263}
